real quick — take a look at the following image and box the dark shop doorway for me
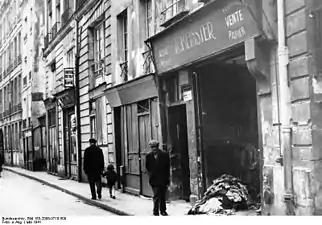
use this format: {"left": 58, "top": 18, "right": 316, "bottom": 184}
{"left": 195, "top": 60, "right": 261, "bottom": 201}
{"left": 168, "top": 104, "right": 191, "bottom": 201}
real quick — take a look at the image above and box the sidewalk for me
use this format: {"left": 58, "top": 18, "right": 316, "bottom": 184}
{"left": 3, "top": 166, "right": 257, "bottom": 216}
{"left": 3, "top": 166, "right": 191, "bottom": 216}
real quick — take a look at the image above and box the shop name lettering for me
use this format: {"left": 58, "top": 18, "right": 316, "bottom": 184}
{"left": 174, "top": 22, "right": 216, "bottom": 54}
{"left": 225, "top": 9, "right": 246, "bottom": 41}
{"left": 159, "top": 9, "right": 247, "bottom": 58}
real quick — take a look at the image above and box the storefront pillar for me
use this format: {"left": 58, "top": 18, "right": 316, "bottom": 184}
{"left": 245, "top": 37, "right": 277, "bottom": 214}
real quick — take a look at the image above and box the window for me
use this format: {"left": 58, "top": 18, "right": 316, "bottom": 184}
{"left": 118, "top": 10, "right": 128, "bottom": 81}
{"left": 94, "top": 22, "right": 105, "bottom": 77}
{"left": 138, "top": 99, "right": 150, "bottom": 114}
{"left": 18, "top": 75, "right": 21, "bottom": 103}
{"left": 90, "top": 117, "right": 96, "bottom": 139}
{"left": 162, "top": 0, "right": 185, "bottom": 22}
{"left": 56, "top": 0, "right": 61, "bottom": 23}
{"left": 23, "top": 76, "right": 27, "bottom": 86}
{"left": 0, "top": 89, "right": 2, "bottom": 113}
{"left": 48, "top": 0, "right": 53, "bottom": 33}
{"left": 122, "top": 13, "right": 128, "bottom": 63}
{"left": 49, "top": 109, "right": 56, "bottom": 126}
{"left": 66, "top": 48, "right": 74, "bottom": 67}
{"left": 146, "top": 0, "right": 153, "bottom": 38}
{"left": 90, "top": 101, "right": 96, "bottom": 138}
{"left": 18, "top": 32, "right": 21, "bottom": 57}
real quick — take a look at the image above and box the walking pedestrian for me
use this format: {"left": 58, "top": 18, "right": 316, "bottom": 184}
{"left": 146, "top": 140, "right": 170, "bottom": 216}
{"left": 0, "top": 152, "right": 4, "bottom": 178}
{"left": 102, "top": 164, "right": 117, "bottom": 199}
{"left": 83, "top": 138, "right": 104, "bottom": 200}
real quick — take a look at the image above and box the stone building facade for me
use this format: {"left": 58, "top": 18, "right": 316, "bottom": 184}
{"left": 39, "top": 0, "right": 322, "bottom": 215}
{"left": 146, "top": 0, "right": 322, "bottom": 216}
{"left": 0, "top": 0, "right": 23, "bottom": 167}
{"left": 43, "top": 0, "right": 77, "bottom": 178}
{"left": 20, "top": 0, "right": 46, "bottom": 171}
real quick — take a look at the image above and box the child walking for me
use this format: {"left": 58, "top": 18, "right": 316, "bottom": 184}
{"left": 102, "top": 164, "right": 117, "bottom": 199}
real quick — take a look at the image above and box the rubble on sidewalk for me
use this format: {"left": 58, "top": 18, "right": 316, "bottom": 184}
{"left": 188, "top": 174, "right": 258, "bottom": 216}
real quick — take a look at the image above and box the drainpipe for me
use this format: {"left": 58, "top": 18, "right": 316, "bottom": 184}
{"left": 276, "top": 0, "right": 295, "bottom": 215}
{"left": 75, "top": 18, "right": 82, "bottom": 182}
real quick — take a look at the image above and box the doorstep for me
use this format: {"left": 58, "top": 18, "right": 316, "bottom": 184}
{"left": 3, "top": 166, "right": 191, "bottom": 216}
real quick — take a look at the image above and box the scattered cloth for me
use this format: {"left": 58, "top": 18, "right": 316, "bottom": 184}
{"left": 188, "top": 174, "right": 253, "bottom": 215}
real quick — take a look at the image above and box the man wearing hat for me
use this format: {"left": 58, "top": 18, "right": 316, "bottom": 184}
{"left": 146, "top": 139, "right": 170, "bottom": 216}
{"left": 83, "top": 138, "right": 104, "bottom": 200}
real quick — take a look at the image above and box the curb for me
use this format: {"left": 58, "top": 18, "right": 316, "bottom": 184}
{"left": 4, "top": 167, "right": 132, "bottom": 216}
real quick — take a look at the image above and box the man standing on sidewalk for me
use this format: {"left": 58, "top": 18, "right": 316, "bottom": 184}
{"left": 83, "top": 138, "right": 104, "bottom": 200}
{"left": 146, "top": 140, "right": 170, "bottom": 216}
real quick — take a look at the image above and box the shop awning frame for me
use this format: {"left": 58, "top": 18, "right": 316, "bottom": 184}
{"left": 104, "top": 74, "right": 158, "bottom": 108}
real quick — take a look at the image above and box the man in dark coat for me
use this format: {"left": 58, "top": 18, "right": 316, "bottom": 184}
{"left": 83, "top": 138, "right": 104, "bottom": 200}
{"left": 146, "top": 140, "right": 170, "bottom": 216}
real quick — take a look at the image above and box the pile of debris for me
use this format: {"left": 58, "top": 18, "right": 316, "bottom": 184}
{"left": 188, "top": 174, "right": 253, "bottom": 216}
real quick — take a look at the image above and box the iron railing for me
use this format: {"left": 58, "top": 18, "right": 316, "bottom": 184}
{"left": 160, "top": 0, "right": 186, "bottom": 24}
{"left": 119, "top": 61, "right": 128, "bottom": 82}
{"left": 142, "top": 49, "right": 155, "bottom": 75}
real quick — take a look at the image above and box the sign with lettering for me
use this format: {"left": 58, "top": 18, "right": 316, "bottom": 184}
{"left": 64, "top": 68, "right": 75, "bottom": 88}
{"left": 149, "top": 0, "right": 261, "bottom": 74}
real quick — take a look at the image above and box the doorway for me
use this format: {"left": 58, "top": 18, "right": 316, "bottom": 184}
{"left": 116, "top": 98, "right": 160, "bottom": 197}
{"left": 196, "top": 61, "right": 260, "bottom": 201}
{"left": 64, "top": 109, "right": 77, "bottom": 179}
{"left": 168, "top": 104, "right": 191, "bottom": 201}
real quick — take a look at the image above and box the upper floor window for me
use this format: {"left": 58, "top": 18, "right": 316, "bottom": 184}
{"left": 66, "top": 48, "right": 75, "bottom": 67}
{"left": 118, "top": 10, "right": 128, "bottom": 81}
{"left": 161, "top": 0, "right": 186, "bottom": 24}
{"left": 56, "top": 0, "right": 61, "bottom": 24}
{"left": 94, "top": 22, "right": 105, "bottom": 78}
{"left": 23, "top": 76, "right": 27, "bottom": 87}
{"left": 146, "top": 0, "right": 153, "bottom": 38}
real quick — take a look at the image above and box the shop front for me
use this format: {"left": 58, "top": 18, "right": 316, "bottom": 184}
{"left": 148, "top": 0, "right": 270, "bottom": 204}
{"left": 44, "top": 97, "right": 59, "bottom": 175}
{"left": 105, "top": 74, "right": 162, "bottom": 198}
{"left": 55, "top": 88, "right": 77, "bottom": 180}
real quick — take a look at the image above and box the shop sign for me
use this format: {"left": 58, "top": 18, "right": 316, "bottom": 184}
{"left": 25, "top": 131, "right": 32, "bottom": 137}
{"left": 70, "top": 114, "right": 76, "bottom": 135}
{"left": 150, "top": 0, "right": 260, "bottom": 74}
{"left": 182, "top": 88, "right": 192, "bottom": 102}
{"left": 64, "top": 68, "right": 75, "bottom": 88}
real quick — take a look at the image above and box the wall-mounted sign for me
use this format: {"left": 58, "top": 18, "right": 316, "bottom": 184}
{"left": 149, "top": 0, "right": 261, "bottom": 74}
{"left": 64, "top": 68, "right": 75, "bottom": 88}
{"left": 182, "top": 88, "right": 192, "bottom": 102}
{"left": 25, "top": 130, "right": 32, "bottom": 137}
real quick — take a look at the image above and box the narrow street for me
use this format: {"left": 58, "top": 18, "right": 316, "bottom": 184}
{"left": 0, "top": 171, "right": 115, "bottom": 217}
